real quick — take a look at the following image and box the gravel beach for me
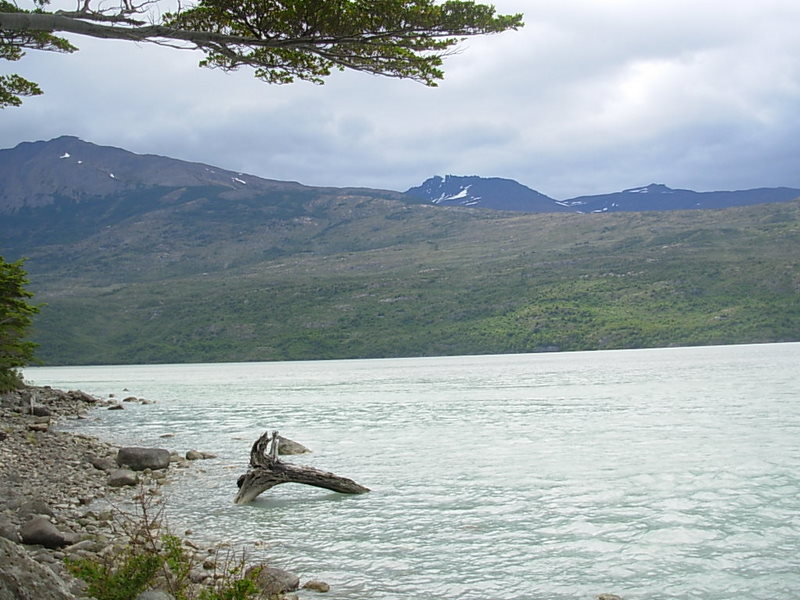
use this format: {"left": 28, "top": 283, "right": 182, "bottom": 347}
{"left": 0, "top": 385, "right": 306, "bottom": 600}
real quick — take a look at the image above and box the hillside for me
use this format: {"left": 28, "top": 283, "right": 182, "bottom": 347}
{"left": 1, "top": 138, "right": 799, "bottom": 364}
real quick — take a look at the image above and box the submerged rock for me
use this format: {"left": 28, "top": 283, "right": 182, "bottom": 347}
{"left": 303, "top": 579, "right": 331, "bottom": 593}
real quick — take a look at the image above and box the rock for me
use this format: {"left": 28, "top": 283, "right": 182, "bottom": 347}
{"left": 90, "top": 456, "right": 117, "bottom": 472}
{"left": 27, "top": 422, "right": 49, "bottom": 433}
{"left": 245, "top": 565, "right": 299, "bottom": 597}
{"left": 16, "top": 499, "right": 54, "bottom": 519}
{"left": 159, "top": 433, "right": 175, "bottom": 438}
{"left": 303, "top": 579, "right": 331, "bottom": 593}
{"left": 122, "top": 397, "right": 138, "bottom": 402}
{"left": 0, "top": 537, "right": 76, "bottom": 600}
{"left": 597, "top": 595, "right": 623, "bottom": 600}
{"left": 117, "top": 447, "right": 171, "bottom": 471}
{"left": 107, "top": 469, "right": 139, "bottom": 487}
{"left": 186, "top": 450, "right": 216, "bottom": 460}
{"left": 189, "top": 570, "right": 209, "bottom": 583}
{"left": 0, "top": 518, "right": 19, "bottom": 543}
{"left": 19, "top": 517, "right": 76, "bottom": 549}
{"left": 277, "top": 436, "right": 311, "bottom": 455}
{"left": 135, "top": 592, "right": 176, "bottom": 600}
{"left": 0, "top": 431, "right": 6, "bottom": 441}
{"left": 67, "top": 390, "right": 98, "bottom": 404}
{"left": 108, "top": 404, "right": 124, "bottom": 410}
{"left": 30, "top": 405, "right": 52, "bottom": 417}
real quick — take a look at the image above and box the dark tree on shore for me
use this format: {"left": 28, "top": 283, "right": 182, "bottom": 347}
{"left": 0, "top": 256, "right": 39, "bottom": 390}
{"left": 0, "top": 0, "right": 523, "bottom": 107}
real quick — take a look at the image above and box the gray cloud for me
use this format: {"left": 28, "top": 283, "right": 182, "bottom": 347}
{"left": 3, "top": 0, "right": 800, "bottom": 198}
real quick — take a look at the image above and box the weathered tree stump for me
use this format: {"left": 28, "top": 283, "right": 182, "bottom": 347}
{"left": 234, "top": 430, "right": 369, "bottom": 504}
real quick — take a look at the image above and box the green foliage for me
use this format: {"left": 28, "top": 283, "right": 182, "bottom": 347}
{"left": 65, "top": 494, "right": 263, "bottom": 600}
{"left": 0, "top": 0, "right": 521, "bottom": 106}
{"left": 20, "top": 198, "right": 800, "bottom": 365}
{"left": 66, "top": 549, "right": 161, "bottom": 600}
{"left": 0, "top": 0, "right": 76, "bottom": 106}
{"left": 0, "top": 256, "right": 39, "bottom": 390}
{"left": 164, "top": 0, "right": 523, "bottom": 85}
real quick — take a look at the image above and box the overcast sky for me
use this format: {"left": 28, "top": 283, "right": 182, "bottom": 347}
{"left": 3, "top": 0, "right": 800, "bottom": 199}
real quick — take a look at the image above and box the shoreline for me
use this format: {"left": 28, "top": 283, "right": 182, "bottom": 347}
{"left": 0, "top": 385, "right": 309, "bottom": 599}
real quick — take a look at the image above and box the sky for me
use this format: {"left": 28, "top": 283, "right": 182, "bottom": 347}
{"left": 3, "top": 0, "right": 800, "bottom": 200}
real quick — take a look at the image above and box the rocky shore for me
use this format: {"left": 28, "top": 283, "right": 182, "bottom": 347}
{"left": 0, "top": 385, "right": 312, "bottom": 600}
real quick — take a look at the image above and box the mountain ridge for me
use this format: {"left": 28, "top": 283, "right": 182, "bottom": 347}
{"left": 406, "top": 175, "right": 800, "bottom": 214}
{"left": 1, "top": 136, "right": 798, "bottom": 365}
{"left": 2, "top": 137, "right": 799, "bottom": 216}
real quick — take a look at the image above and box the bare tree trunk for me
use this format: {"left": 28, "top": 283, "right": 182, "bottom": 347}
{"left": 234, "top": 430, "right": 369, "bottom": 504}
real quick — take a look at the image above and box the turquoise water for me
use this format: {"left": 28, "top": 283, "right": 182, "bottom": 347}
{"left": 26, "top": 343, "right": 800, "bottom": 599}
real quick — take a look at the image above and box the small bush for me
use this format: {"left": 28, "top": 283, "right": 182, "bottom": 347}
{"left": 66, "top": 491, "right": 264, "bottom": 600}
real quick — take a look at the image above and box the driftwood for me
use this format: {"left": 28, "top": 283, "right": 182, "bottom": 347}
{"left": 234, "top": 430, "right": 369, "bottom": 504}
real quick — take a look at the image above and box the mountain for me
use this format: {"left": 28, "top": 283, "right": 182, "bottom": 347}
{"left": 1, "top": 137, "right": 799, "bottom": 365}
{"left": 405, "top": 175, "right": 571, "bottom": 212}
{"left": 564, "top": 183, "right": 800, "bottom": 213}
{"left": 406, "top": 177, "right": 800, "bottom": 213}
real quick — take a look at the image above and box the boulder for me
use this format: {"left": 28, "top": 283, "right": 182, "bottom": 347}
{"left": 30, "top": 405, "right": 52, "bottom": 417}
{"left": 245, "top": 565, "right": 299, "bottom": 597}
{"left": 19, "top": 517, "right": 76, "bottom": 549}
{"left": 277, "top": 436, "right": 311, "bottom": 455}
{"left": 117, "top": 447, "right": 170, "bottom": 471}
{"left": 0, "top": 537, "right": 76, "bottom": 600}
{"left": 16, "top": 499, "right": 54, "bottom": 519}
{"left": 107, "top": 469, "right": 139, "bottom": 487}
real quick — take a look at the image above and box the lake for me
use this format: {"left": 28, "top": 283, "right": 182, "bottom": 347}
{"left": 25, "top": 343, "right": 800, "bottom": 599}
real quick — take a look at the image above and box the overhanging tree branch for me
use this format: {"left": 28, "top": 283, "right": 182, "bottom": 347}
{"left": 1, "top": 0, "right": 523, "bottom": 105}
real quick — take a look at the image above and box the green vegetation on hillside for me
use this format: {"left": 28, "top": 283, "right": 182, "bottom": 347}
{"left": 24, "top": 198, "right": 800, "bottom": 365}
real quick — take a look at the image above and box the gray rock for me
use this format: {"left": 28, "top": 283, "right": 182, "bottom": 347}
{"left": 185, "top": 450, "right": 216, "bottom": 460}
{"left": 30, "top": 405, "right": 52, "bottom": 417}
{"left": 0, "top": 519, "right": 19, "bottom": 543}
{"left": 19, "top": 517, "right": 76, "bottom": 549}
{"left": 90, "top": 456, "right": 117, "bottom": 472}
{"left": 0, "top": 537, "right": 76, "bottom": 600}
{"left": 303, "top": 579, "right": 331, "bottom": 593}
{"left": 117, "top": 447, "right": 170, "bottom": 471}
{"left": 277, "top": 436, "right": 311, "bottom": 455}
{"left": 245, "top": 565, "right": 300, "bottom": 596}
{"left": 107, "top": 469, "right": 139, "bottom": 487}
{"left": 108, "top": 404, "right": 125, "bottom": 410}
{"left": 16, "top": 499, "right": 54, "bottom": 519}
